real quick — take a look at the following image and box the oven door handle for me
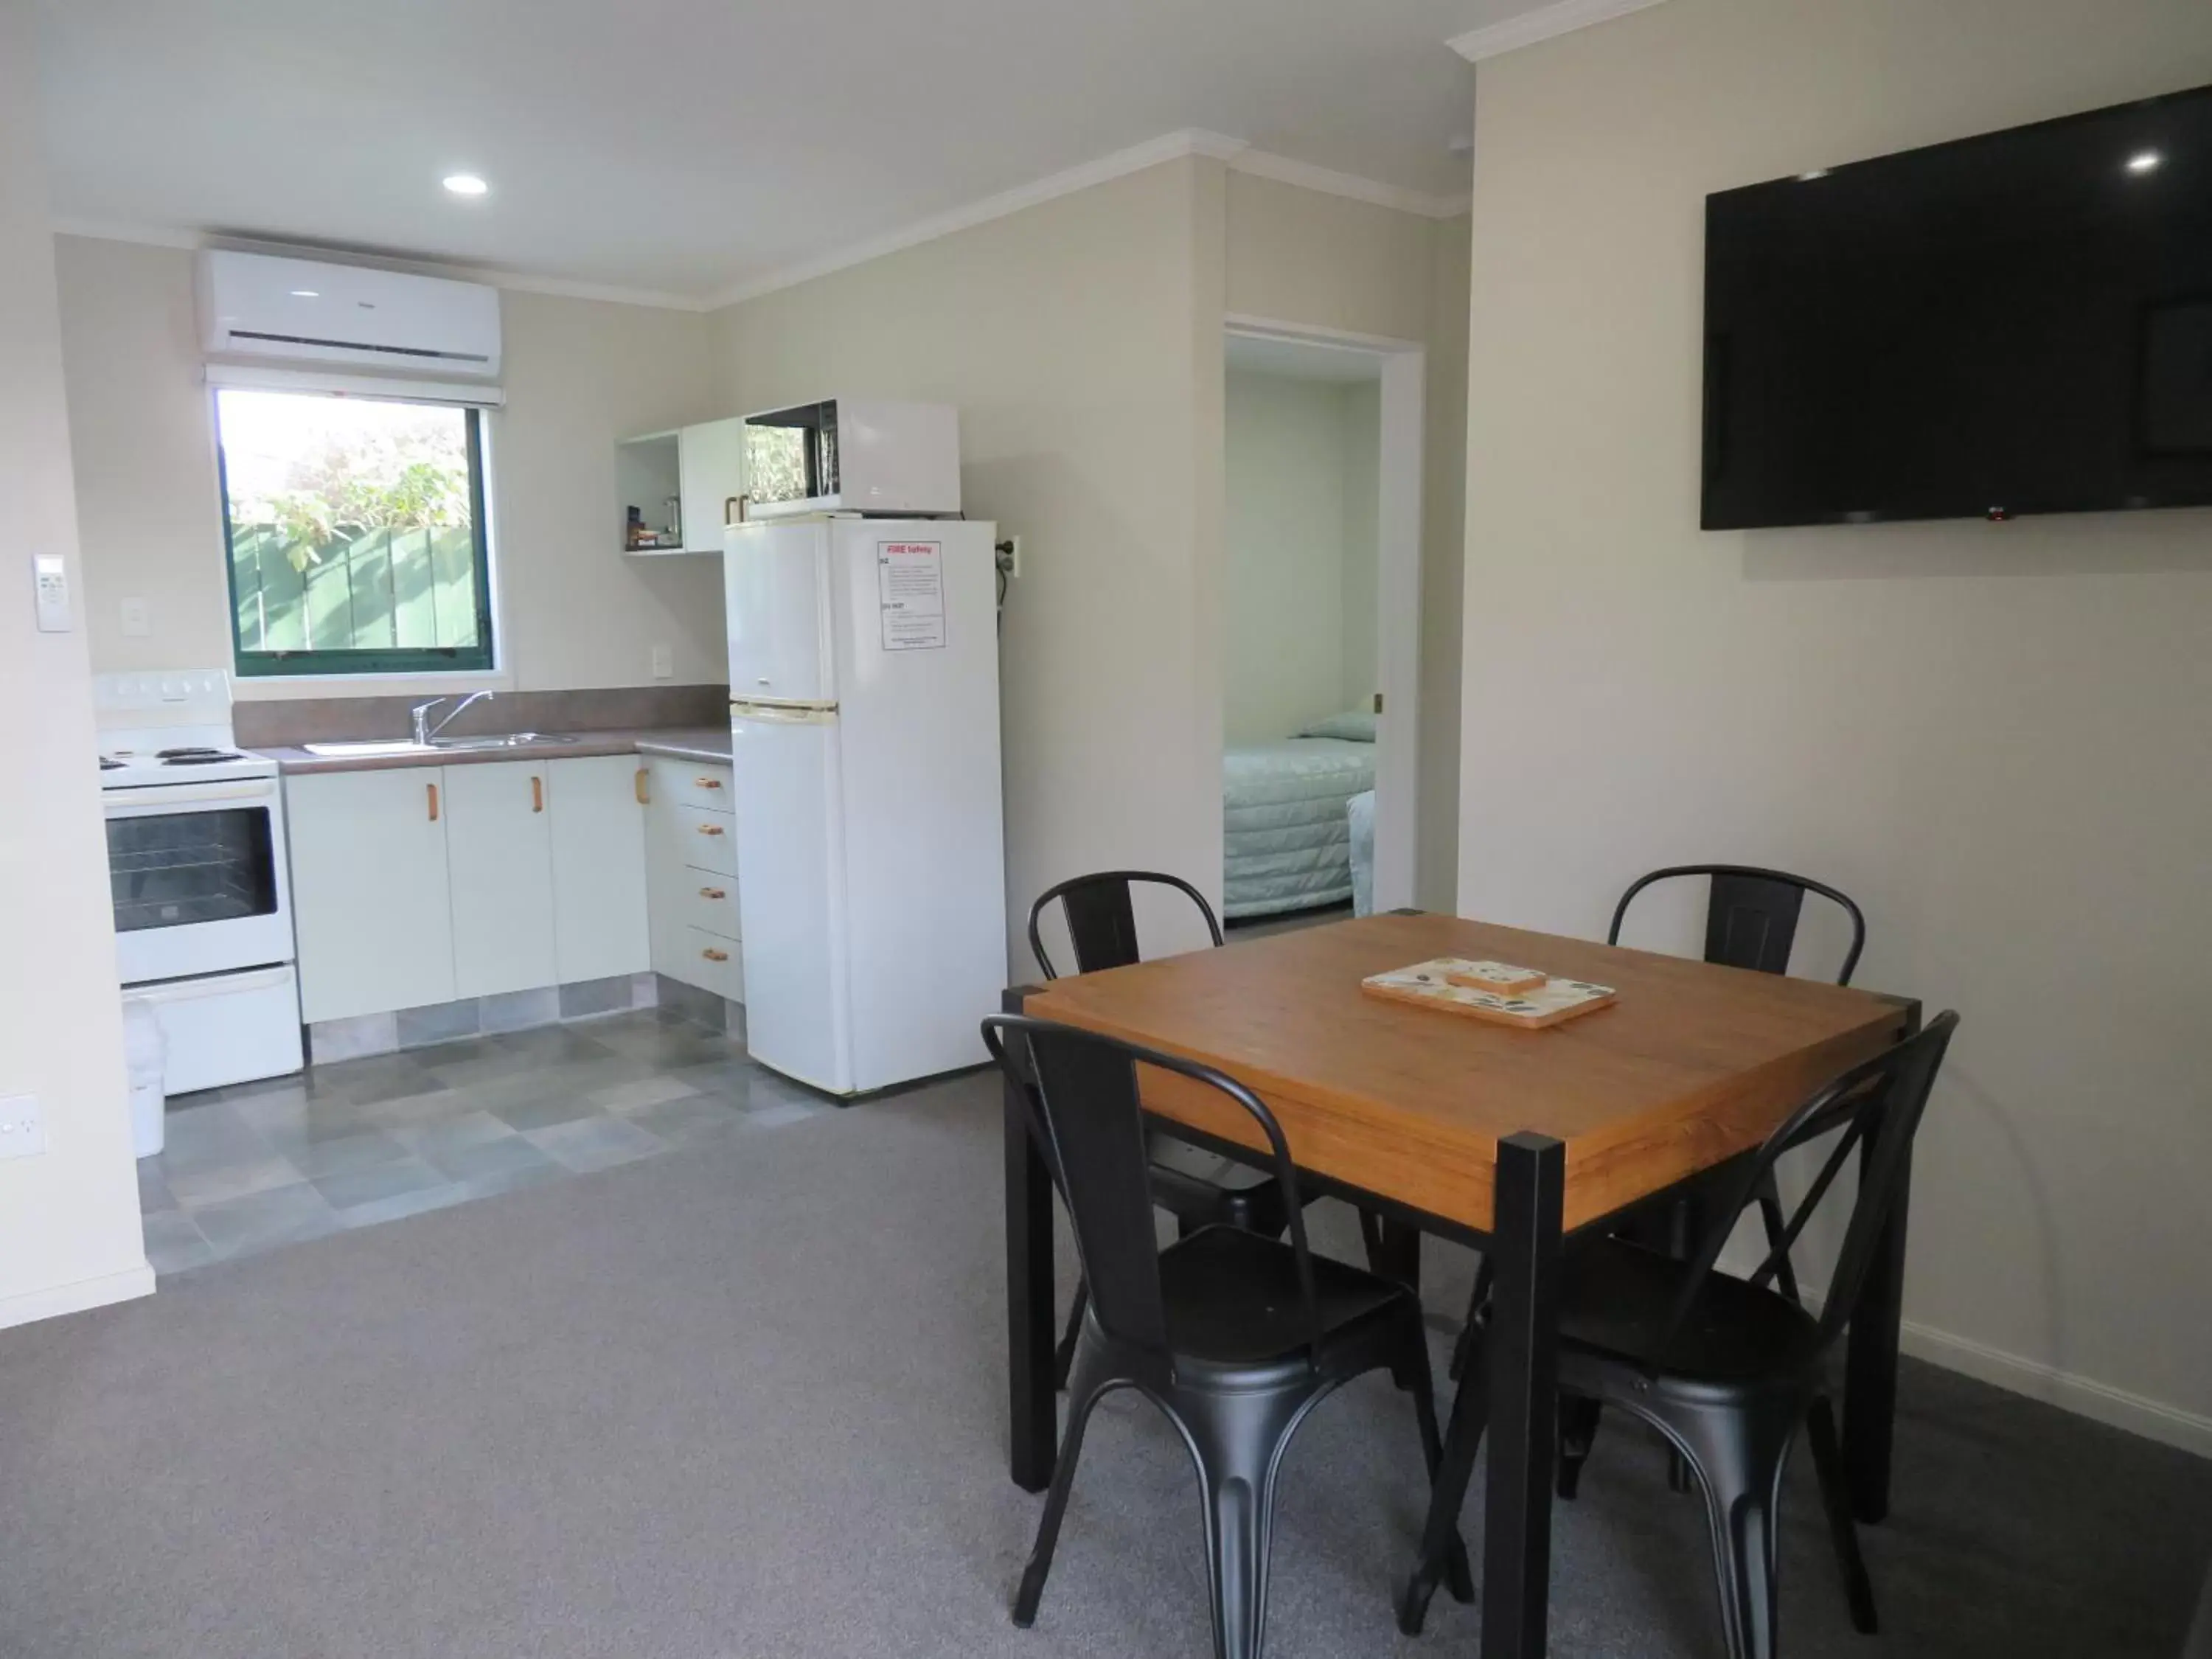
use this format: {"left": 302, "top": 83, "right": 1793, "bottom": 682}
{"left": 124, "top": 964, "right": 295, "bottom": 1004}
{"left": 104, "top": 779, "right": 277, "bottom": 810}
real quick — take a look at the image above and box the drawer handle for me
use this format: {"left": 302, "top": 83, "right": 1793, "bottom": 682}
{"left": 695, "top": 776, "right": 724, "bottom": 790}
{"left": 531, "top": 775, "right": 544, "bottom": 813}
{"left": 701, "top": 947, "right": 730, "bottom": 963}
{"left": 696, "top": 823, "right": 726, "bottom": 837}
{"left": 427, "top": 782, "right": 439, "bottom": 822}
{"left": 699, "top": 886, "right": 727, "bottom": 900}
{"left": 634, "top": 768, "right": 650, "bottom": 804}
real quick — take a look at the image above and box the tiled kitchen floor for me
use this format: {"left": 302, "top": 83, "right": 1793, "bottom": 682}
{"left": 139, "top": 1007, "right": 832, "bottom": 1275}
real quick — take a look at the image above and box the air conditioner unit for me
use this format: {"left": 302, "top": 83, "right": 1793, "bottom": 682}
{"left": 196, "top": 250, "right": 501, "bottom": 380}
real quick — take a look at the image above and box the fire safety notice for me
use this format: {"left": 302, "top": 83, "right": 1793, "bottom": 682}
{"left": 877, "top": 540, "right": 947, "bottom": 651}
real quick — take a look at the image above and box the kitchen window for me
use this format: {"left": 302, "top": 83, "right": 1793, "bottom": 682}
{"left": 215, "top": 387, "right": 495, "bottom": 677}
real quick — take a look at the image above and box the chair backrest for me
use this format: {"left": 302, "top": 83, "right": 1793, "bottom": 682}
{"left": 1026, "top": 870, "right": 1224, "bottom": 981}
{"left": 1610, "top": 864, "right": 1867, "bottom": 986}
{"left": 1650, "top": 1009, "right": 1959, "bottom": 1374}
{"left": 981, "top": 1014, "right": 1320, "bottom": 1366}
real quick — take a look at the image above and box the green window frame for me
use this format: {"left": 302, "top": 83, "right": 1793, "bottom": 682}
{"left": 216, "top": 389, "right": 496, "bottom": 678}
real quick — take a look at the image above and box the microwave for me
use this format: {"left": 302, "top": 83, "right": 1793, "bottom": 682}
{"left": 740, "top": 398, "right": 961, "bottom": 519}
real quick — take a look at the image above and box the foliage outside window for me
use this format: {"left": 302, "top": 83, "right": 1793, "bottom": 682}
{"left": 216, "top": 389, "right": 494, "bottom": 676}
{"left": 742, "top": 423, "right": 810, "bottom": 504}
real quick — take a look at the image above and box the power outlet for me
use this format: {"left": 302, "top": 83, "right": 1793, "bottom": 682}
{"left": 995, "top": 535, "right": 1022, "bottom": 580}
{"left": 0, "top": 1094, "right": 48, "bottom": 1161}
{"left": 120, "top": 597, "right": 151, "bottom": 637}
{"left": 650, "top": 643, "right": 674, "bottom": 679}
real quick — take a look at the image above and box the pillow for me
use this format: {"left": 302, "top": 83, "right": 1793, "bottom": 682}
{"left": 1295, "top": 710, "right": 1377, "bottom": 742}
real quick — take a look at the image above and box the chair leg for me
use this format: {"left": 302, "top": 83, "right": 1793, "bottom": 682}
{"left": 1803, "top": 1394, "right": 1879, "bottom": 1635}
{"left": 1399, "top": 1348, "right": 1488, "bottom": 1635}
{"left": 1669, "top": 1404, "right": 1796, "bottom": 1659}
{"left": 1185, "top": 1393, "right": 1305, "bottom": 1659}
{"left": 1012, "top": 1377, "right": 1108, "bottom": 1628}
{"left": 1402, "top": 1316, "right": 1476, "bottom": 1605}
{"left": 1448, "top": 1256, "right": 1494, "bottom": 1382}
{"left": 1754, "top": 1170, "right": 1803, "bottom": 1307}
{"left": 1052, "top": 1278, "right": 1088, "bottom": 1392}
{"left": 1557, "top": 1392, "right": 1604, "bottom": 1500}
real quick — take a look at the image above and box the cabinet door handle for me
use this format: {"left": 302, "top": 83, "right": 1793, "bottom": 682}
{"left": 696, "top": 822, "right": 726, "bottom": 837}
{"left": 635, "top": 768, "right": 650, "bottom": 804}
{"left": 699, "top": 886, "right": 727, "bottom": 900}
{"left": 701, "top": 947, "right": 730, "bottom": 963}
{"left": 531, "top": 775, "right": 544, "bottom": 813}
{"left": 695, "top": 776, "right": 723, "bottom": 790}
{"left": 427, "top": 782, "right": 439, "bottom": 822}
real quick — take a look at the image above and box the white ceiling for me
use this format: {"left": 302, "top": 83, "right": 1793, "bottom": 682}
{"left": 30, "top": 0, "right": 1553, "bottom": 303}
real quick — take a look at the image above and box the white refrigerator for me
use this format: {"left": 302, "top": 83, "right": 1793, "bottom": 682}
{"left": 724, "top": 515, "right": 1007, "bottom": 1096}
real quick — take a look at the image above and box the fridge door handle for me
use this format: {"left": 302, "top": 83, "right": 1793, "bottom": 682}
{"left": 730, "top": 701, "right": 838, "bottom": 726}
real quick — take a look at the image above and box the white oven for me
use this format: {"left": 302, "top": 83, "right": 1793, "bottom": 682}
{"left": 105, "top": 773, "right": 294, "bottom": 987}
{"left": 97, "top": 669, "right": 305, "bottom": 1097}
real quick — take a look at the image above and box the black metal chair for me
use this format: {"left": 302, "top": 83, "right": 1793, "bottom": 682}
{"left": 1452, "top": 865, "right": 1870, "bottom": 1384}
{"left": 1029, "top": 872, "right": 1291, "bottom": 1388}
{"left": 983, "top": 1014, "right": 1472, "bottom": 1658}
{"left": 1403, "top": 1010, "right": 1959, "bottom": 1659}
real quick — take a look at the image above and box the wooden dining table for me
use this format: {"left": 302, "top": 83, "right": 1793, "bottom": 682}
{"left": 1001, "top": 910, "right": 1919, "bottom": 1659}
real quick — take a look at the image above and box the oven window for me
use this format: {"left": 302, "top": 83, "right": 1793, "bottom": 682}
{"left": 106, "top": 808, "right": 279, "bottom": 932}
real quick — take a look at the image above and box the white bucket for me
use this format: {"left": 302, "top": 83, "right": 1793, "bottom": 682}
{"left": 122, "top": 996, "right": 167, "bottom": 1159}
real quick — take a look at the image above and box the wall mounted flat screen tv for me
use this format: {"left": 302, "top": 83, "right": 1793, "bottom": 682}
{"left": 1703, "top": 83, "right": 2212, "bottom": 530}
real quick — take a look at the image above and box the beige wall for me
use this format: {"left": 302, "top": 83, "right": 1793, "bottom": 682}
{"left": 1223, "top": 369, "right": 1379, "bottom": 743}
{"left": 1223, "top": 172, "right": 1470, "bottom": 911}
{"left": 1461, "top": 0, "right": 2212, "bottom": 1450}
{"left": 0, "top": 6, "right": 150, "bottom": 1326}
{"left": 53, "top": 235, "right": 728, "bottom": 695}
{"left": 711, "top": 159, "right": 1222, "bottom": 965}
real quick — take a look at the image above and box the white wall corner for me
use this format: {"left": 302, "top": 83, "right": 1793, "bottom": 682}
{"left": 1449, "top": 0, "right": 1674, "bottom": 63}
{"left": 0, "top": 1260, "right": 155, "bottom": 1333}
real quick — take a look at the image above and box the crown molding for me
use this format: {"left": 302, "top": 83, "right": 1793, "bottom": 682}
{"left": 708, "top": 129, "right": 1467, "bottom": 310}
{"left": 1449, "top": 0, "right": 1672, "bottom": 63}
{"left": 54, "top": 127, "right": 1467, "bottom": 316}
{"left": 47, "top": 219, "right": 712, "bottom": 311}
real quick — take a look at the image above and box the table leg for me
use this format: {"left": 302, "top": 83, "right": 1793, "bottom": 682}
{"left": 1483, "top": 1132, "right": 1565, "bottom": 1659}
{"left": 1844, "top": 1143, "right": 1909, "bottom": 1524}
{"left": 1003, "top": 989, "right": 1056, "bottom": 1494}
{"left": 1845, "top": 999, "right": 1920, "bottom": 1526}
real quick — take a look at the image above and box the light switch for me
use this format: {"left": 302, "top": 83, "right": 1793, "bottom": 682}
{"left": 120, "top": 597, "right": 150, "bottom": 637}
{"left": 650, "top": 643, "right": 674, "bottom": 679}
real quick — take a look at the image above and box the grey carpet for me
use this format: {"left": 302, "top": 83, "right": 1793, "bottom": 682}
{"left": 3, "top": 1071, "right": 2208, "bottom": 1659}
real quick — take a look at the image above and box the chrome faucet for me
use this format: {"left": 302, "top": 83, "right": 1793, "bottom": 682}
{"left": 411, "top": 690, "right": 494, "bottom": 745}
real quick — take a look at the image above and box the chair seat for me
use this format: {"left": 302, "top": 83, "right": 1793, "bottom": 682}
{"left": 1557, "top": 1238, "right": 1818, "bottom": 1384}
{"left": 1157, "top": 1224, "right": 1405, "bottom": 1368}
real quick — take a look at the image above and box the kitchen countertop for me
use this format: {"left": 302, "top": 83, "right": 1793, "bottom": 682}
{"left": 262, "top": 725, "right": 733, "bottom": 775}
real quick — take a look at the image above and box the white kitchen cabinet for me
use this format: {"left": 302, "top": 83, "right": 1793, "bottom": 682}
{"left": 677, "top": 418, "right": 748, "bottom": 553}
{"left": 619, "top": 417, "right": 747, "bottom": 556}
{"left": 288, "top": 768, "right": 456, "bottom": 1023}
{"left": 643, "top": 754, "right": 741, "bottom": 998}
{"left": 547, "top": 754, "right": 651, "bottom": 984}
{"left": 442, "top": 760, "right": 557, "bottom": 999}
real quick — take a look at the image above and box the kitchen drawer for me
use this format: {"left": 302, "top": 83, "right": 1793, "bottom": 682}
{"left": 685, "top": 927, "right": 744, "bottom": 1000}
{"left": 678, "top": 803, "right": 736, "bottom": 874}
{"left": 681, "top": 866, "right": 740, "bottom": 939}
{"left": 667, "top": 764, "right": 734, "bottom": 813}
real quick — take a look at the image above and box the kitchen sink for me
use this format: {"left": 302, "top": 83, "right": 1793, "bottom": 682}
{"left": 302, "top": 732, "right": 584, "bottom": 758}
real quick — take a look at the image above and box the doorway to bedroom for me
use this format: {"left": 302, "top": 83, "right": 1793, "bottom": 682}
{"left": 1221, "top": 321, "right": 1423, "bottom": 931}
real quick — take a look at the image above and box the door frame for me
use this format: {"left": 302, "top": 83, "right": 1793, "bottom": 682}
{"left": 1222, "top": 314, "right": 1425, "bottom": 913}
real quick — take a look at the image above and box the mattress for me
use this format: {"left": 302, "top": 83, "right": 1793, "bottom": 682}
{"left": 1222, "top": 739, "right": 1377, "bottom": 919}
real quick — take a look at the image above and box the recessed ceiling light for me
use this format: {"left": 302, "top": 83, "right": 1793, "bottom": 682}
{"left": 442, "top": 173, "right": 489, "bottom": 196}
{"left": 2126, "top": 150, "right": 2163, "bottom": 175}
{"left": 1798, "top": 168, "right": 1832, "bottom": 182}
{"left": 289, "top": 288, "right": 319, "bottom": 298}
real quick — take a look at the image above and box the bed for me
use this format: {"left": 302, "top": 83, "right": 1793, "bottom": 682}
{"left": 1222, "top": 712, "right": 1377, "bottom": 920}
